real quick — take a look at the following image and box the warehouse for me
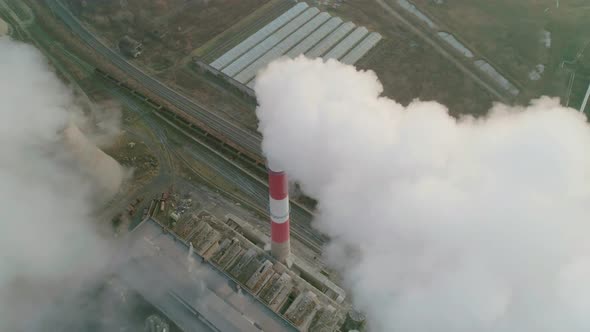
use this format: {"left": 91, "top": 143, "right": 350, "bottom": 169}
{"left": 200, "top": 2, "right": 382, "bottom": 94}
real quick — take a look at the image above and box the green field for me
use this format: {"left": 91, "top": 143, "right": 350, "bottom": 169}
{"left": 411, "top": 0, "right": 590, "bottom": 97}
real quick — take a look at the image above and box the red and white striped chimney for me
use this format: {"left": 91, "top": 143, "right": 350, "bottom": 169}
{"left": 268, "top": 161, "right": 290, "bottom": 263}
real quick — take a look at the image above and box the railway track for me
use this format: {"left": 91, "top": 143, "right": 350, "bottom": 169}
{"left": 43, "top": 0, "right": 327, "bottom": 253}
{"left": 45, "top": 0, "right": 264, "bottom": 160}
{"left": 99, "top": 79, "right": 326, "bottom": 252}
{"left": 175, "top": 151, "right": 324, "bottom": 254}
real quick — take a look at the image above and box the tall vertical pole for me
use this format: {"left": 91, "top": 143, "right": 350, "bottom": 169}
{"left": 268, "top": 162, "right": 291, "bottom": 263}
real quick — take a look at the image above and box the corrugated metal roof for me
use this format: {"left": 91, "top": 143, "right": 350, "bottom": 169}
{"left": 323, "top": 27, "right": 368, "bottom": 61}
{"left": 209, "top": 2, "right": 308, "bottom": 70}
{"left": 340, "top": 32, "right": 382, "bottom": 65}
{"left": 235, "top": 12, "right": 332, "bottom": 84}
{"left": 305, "top": 22, "right": 355, "bottom": 58}
{"left": 285, "top": 17, "right": 342, "bottom": 58}
{"left": 222, "top": 7, "right": 320, "bottom": 77}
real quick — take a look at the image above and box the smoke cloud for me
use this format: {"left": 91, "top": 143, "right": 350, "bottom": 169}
{"left": 0, "top": 37, "right": 126, "bottom": 330}
{"left": 255, "top": 57, "right": 590, "bottom": 332}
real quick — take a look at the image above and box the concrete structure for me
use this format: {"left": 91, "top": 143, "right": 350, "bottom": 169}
{"left": 144, "top": 315, "right": 170, "bottom": 332}
{"left": 121, "top": 218, "right": 295, "bottom": 332}
{"left": 341, "top": 309, "right": 366, "bottom": 331}
{"left": 171, "top": 212, "right": 346, "bottom": 331}
{"left": 285, "top": 291, "right": 319, "bottom": 327}
{"left": 268, "top": 161, "right": 291, "bottom": 263}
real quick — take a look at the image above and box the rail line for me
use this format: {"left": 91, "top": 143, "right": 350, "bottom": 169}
{"left": 98, "top": 78, "right": 326, "bottom": 252}
{"left": 44, "top": 0, "right": 264, "bottom": 162}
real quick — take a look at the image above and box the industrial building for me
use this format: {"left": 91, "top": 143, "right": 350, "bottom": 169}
{"left": 123, "top": 164, "right": 348, "bottom": 331}
{"left": 175, "top": 210, "right": 347, "bottom": 331}
{"left": 118, "top": 156, "right": 350, "bottom": 330}
{"left": 145, "top": 315, "right": 170, "bottom": 332}
{"left": 200, "top": 2, "right": 381, "bottom": 94}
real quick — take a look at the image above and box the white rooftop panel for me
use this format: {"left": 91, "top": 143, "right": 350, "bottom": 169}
{"left": 209, "top": 2, "right": 308, "bottom": 70}
{"left": 222, "top": 7, "right": 320, "bottom": 77}
{"left": 305, "top": 21, "right": 355, "bottom": 58}
{"left": 234, "top": 12, "right": 332, "bottom": 84}
{"left": 340, "top": 32, "right": 382, "bottom": 65}
{"left": 285, "top": 17, "right": 343, "bottom": 58}
{"left": 323, "top": 27, "right": 369, "bottom": 61}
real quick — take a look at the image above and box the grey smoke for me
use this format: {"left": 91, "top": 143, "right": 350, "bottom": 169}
{"left": 255, "top": 57, "right": 590, "bottom": 332}
{"left": 0, "top": 37, "right": 127, "bottom": 330}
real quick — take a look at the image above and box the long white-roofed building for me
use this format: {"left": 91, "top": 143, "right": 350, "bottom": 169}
{"left": 200, "top": 1, "right": 382, "bottom": 94}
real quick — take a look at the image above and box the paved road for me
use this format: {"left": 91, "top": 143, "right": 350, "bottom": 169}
{"left": 44, "top": 0, "right": 263, "bottom": 159}
{"left": 375, "top": 0, "right": 511, "bottom": 103}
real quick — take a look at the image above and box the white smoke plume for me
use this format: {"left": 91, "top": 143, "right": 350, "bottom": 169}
{"left": 255, "top": 57, "right": 590, "bottom": 332}
{"left": 0, "top": 37, "right": 126, "bottom": 330}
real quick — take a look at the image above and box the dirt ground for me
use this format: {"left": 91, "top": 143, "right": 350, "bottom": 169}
{"left": 157, "top": 66, "right": 260, "bottom": 132}
{"left": 103, "top": 134, "right": 159, "bottom": 184}
{"left": 64, "top": 0, "right": 267, "bottom": 131}
{"left": 67, "top": 0, "right": 270, "bottom": 68}
{"left": 329, "top": 0, "right": 494, "bottom": 116}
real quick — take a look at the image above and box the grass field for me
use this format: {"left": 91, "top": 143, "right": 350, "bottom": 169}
{"left": 568, "top": 74, "right": 590, "bottom": 111}
{"left": 64, "top": 0, "right": 269, "bottom": 130}
{"left": 68, "top": 0, "right": 271, "bottom": 64}
{"left": 410, "top": 0, "right": 590, "bottom": 98}
{"left": 328, "top": 0, "right": 494, "bottom": 116}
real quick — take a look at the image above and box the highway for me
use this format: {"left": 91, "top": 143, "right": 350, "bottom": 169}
{"left": 44, "top": 0, "right": 264, "bottom": 159}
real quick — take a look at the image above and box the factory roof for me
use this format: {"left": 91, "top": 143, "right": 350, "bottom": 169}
{"left": 158, "top": 211, "right": 347, "bottom": 331}
{"left": 118, "top": 218, "right": 295, "bottom": 332}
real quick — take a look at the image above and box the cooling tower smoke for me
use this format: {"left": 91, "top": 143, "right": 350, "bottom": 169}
{"left": 63, "top": 123, "right": 124, "bottom": 199}
{"left": 0, "top": 37, "right": 126, "bottom": 330}
{"left": 255, "top": 57, "right": 590, "bottom": 332}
